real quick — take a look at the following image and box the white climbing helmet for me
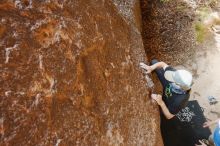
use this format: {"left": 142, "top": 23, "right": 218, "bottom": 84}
{"left": 164, "top": 69, "right": 193, "bottom": 91}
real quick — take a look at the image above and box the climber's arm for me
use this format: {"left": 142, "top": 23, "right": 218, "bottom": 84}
{"left": 151, "top": 94, "right": 175, "bottom": 119}
{"left": 151, "top": 61, "right": 168, "bottom": 70}
{"left": 140, "top": 62, "right": 168, "bottom": 73}
{"left": 159, "top": 101, "right": 175, "bottom": 119}
{"left": 203, "top": 118, "right": 220, "bottom": 128}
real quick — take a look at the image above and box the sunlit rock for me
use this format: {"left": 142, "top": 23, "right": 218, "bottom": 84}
{"left": 0, "top": 0, "right": 162, "bottom": 145}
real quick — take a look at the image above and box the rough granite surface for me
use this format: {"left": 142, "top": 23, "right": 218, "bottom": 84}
{"left": 0, "top": 0, "right": 163, "bottom": 146}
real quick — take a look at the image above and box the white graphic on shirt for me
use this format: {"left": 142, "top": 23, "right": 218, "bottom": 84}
{"left": 176, "top": 107, "right": 195, "bottom": 122}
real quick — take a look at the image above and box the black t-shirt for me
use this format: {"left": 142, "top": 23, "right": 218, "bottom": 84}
{"left": 162, "top": 66, "right": 190, "bottom": 114}
{"left": 161, "top": 114, "right": 197, "bottom": 146}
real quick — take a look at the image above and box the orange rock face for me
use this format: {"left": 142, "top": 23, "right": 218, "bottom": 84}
{"left": 0, "top": 0, "right": 163, "bottom": 145}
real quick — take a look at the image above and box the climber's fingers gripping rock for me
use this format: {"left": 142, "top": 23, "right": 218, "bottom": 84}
{"left": 139, "top": 62, "right": 153, "bottom": 74}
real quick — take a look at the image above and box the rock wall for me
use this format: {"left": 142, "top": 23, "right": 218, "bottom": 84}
{"left": 0, "top": 0, "right": 163, "bottom": 145}
{"left": 141, "top": 0, "right": 196, "bottom": 65}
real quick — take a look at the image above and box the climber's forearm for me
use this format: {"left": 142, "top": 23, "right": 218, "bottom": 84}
{"left": 150, "top": 62, "right": 168, "bottom": 71}
{"left": 159, "top": 101, "right": 175, "bottom": 119}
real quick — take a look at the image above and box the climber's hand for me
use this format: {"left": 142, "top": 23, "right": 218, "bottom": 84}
{"left": 139, "top": 62, "right": 152, "bottom": 73}
{"left": 151, "top": 94, "right": 163, "bottom": 106}
{"left": 203, "top": 121, "right": 211, "bottom": 128}
{"left": 195, "top": 140, "right": 207, "bottom": 146}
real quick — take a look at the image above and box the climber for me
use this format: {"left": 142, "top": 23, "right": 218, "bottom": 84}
{"left": 140, "top": 59, "right": 193, "bottom": 116}
{"left": 195, "top": 118, "right": 220, "bottom": 146}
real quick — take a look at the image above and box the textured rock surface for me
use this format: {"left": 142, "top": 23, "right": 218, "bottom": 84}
{"left": 0, "top": 0, "right": 163, "bottom": 145}
{"left": 141, "top": 0, "right": 196, "bottom": 65}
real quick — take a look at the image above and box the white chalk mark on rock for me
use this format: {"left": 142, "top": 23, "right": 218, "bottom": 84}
{"left": 110, "top": 62, "right": 116, "bottom": 68}
{"left": 34, "top": 93, "right": 41, "bottom": 107}
{"left": 5, "top": 91, "right": 12, "bottom": 97}
{"left": 27, "top": 0, "right": 33, "bottom": 9}
{"left": 50, "top": 78, "right": 57, "bottom": 94}
{"left": 75, "top": 40, "right": 83, "bottom": 49}
{"left": 30, "top": 18, "right": 48, "bottom": 31}
{"left": 15, "top": 91, "right": 25, "bottom": 95}
{"left": 55, "top": 139, "right": 62, "bottom": 146}
{"left": 5, "top": 44, "right": 19, "bottom": 64}
{"left": 39, "top": 55, "right": 43, "bottom": 69}
{"left": 14, "top": 0, "right": 23, "bottom": 9}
